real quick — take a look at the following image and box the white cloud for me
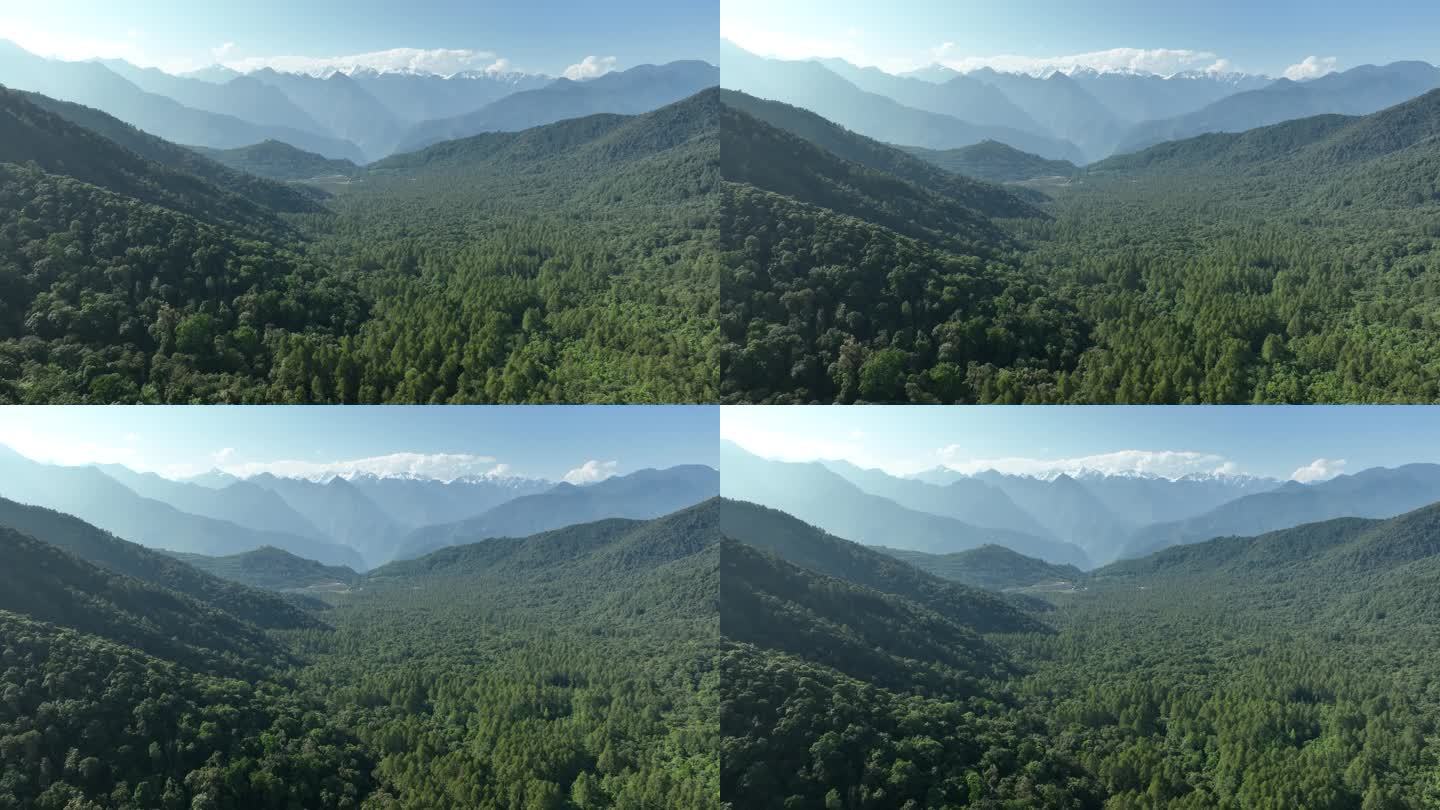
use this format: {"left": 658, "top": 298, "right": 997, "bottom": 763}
{"left": 223, "top": 47, "right": 506, "bottom": 77}
{"left": 562, "top": 55, "right": 617, "bottom": 80}
{"left": 930, "top": 44, "right": 1239, "bottom": 77}
{"left": 563, "top": 460, "right": 619, "bottom": 485}
{"left": 1290, "top": 458, "right": 1346, "bottom": 483}
{"left": 211, "top": 41, "right": 238, "bottom": 62}
{"left": 223, "top": 452, "right": 508, "bottom": 482}
{"left": 1282, "top": 55, "right": 1338, "bottom": 81}
{"left": 933, "top": 448, "right": 1244, "bottom": 480}
{"left": 212, "top": 447, "right": 236, "bottom": 464}
{"left": 484, "top": 57, "right": 512, "bottom": 75}
{"left": 723, "top": 24, "right": 1263, "bottom": 79}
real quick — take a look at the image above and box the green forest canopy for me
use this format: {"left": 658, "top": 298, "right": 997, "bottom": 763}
{"left": 0, "top": 85, "right": 719, "bottom": 404}
{"left": 720, "top": 88, "right": 1440, "bottom": 404}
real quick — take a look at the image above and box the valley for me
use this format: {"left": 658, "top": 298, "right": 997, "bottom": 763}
{"left": 0, "top": 408, "right": 721, "bottom": 809}
{"left": 0, "top": 41, "right": 719, "bottom": 404}
{"left": 719, "top": 40, "right": 1440, "bottom": 404}
{"left": 718, "top": 407, "right": 1440, "bottom": 807}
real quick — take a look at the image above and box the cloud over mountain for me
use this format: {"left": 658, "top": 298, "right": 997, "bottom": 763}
{"left": 1291, "top": 458, "right": 1346, "bottom": 483}
{"left": 1282, "top": 55, "right": 1339, "bottom": 80}
{"left": 562, "top": 55, "right": 617, "bottom": 80}
{"left": 929, "top": 45, "right": 1240, "bottom": 77}
{"left": 222, "top": 47, "right": 518, "bottom": 77}
{"left": 563, "top": 459, "right": 619, "bottom": 484}
{"left": 933, "top": 448, "right": 1244, "bottom": 479}
{"left": 222, "top": 452, "right": 511, "bottom": 482}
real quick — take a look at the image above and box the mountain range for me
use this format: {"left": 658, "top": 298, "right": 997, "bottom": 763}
{"left": 393, "top": 465, "right": 720, "bottom": 560}
{"left": 1116, "top": 61, "right": 1440, "bottom": 154}
{"left": 0, "top": 39, "right": 715, "bottom": 162}
{"left": 397, "top": 60, "right": 718, "bottom": 152}
{"left": 721, "top": 473, "right": 1440, "bottom": 805}
{"left": 0, "top": 484, "right": 720, "bottom": 807}
{"left": 720, "top": 442, "right": 1091, "bottom": 566}
{"left": 722, "top": 41, "right": 1440, "bottom": 164}
{"left": 722, "top": 444, "right": 1440, "bottom": 569}
{"left": 0, "top": 445, "right": 718, "bottom": 571}
{"left": 720, "top": 40, "right": 1086, "bottom": 162}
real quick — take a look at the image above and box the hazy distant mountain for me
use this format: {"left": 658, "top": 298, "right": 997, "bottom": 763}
{"left": 1116, "top": 61, "right": 1440, "bottom": 154}
{"left": 721, "top": 443, "right": 1089, "bottom": 566}
{"left": 0, "top": 40, "right": 366, "bottom": 161}
{"left": 348, "top": 68, "right": 552, "bottom": 124}
{"left": 1066, "top": 67, "right": 1271, "bottom": 124}
{"left": 815, "top": 58, "right": 1044, "bottom": 134}
{"left": 1089, "top": 87, "right": 1440, "bottom": 210}
{"left": 344, "top": 473, "right": 551, "bottom": 529}
{"left": 1122, "top": 464, "right": 1440, "bottom": 559}
{"left": 720, "top": 41, "right": 1084, "bottom": 162}
{"left": 722, "top": 90, "right": 1044, "bottom": 226}
{"left": 969, "top": 471, "right": 1135, "bottom": 562}
{"left": 369, "top": 88, "right": 718, "bottom": 192}
{"left": 0, "top": 446, "right": 363, "bottom": 568}
{"left": 720, "top": 498, "right": 1043, "bottom": 635}
{"left": 1098, "top": 502, "right": 1440, "bottom": 620}
{"left": 247, "top": 68, "right": 405, "bottom": 161}
{"left": 393, "top": 465, "right": 720, "bottom": 560}
{"left": 902, "top": 140, "right": 1079, "bottom": 182}
{"left": 185, "top": 469, "right": 241, "bottom": 489}
{"left": 721, "top": 99, "right": 1033, "bottom": 255}
{"left": 397, "top": 60, "right": 718, "bottom": 153}
{"left": 167, "top": 546, "right": 360, "bottom": 592}
{"left": 245, "top": 475, "right": 406, "bottom": 569}
{"left": 875, "top": 544, "right": 1085, "bottom": 591}
{"left": 94, "top": 464, "right": 323, "bottom": 539}
{"left": 818, "top": 459, "right": 1055, "bottom": 539}
{"left": 190, "top": 139, "right": 360, "bottom": 180}
{"left": 1073, "top": 471, "right": 1280, "bottom": 528}
{"left": 182, "top": 64, "right": 242, "bottom": 84}
{"left": 0, "top": 495, "right": 319, "bottom": 630}
{"left": 0, "top": 523, "right": 288, "bottom": 676}
{"left": 2, "top": 87, "right": 325, "bottom": 230}
{"left": 899, "top": 64, "right": 963, "bottom": 84}
{"left": 964, "top": 68, "right": 1126, "bottom": 163}
{"left": 98, "top": 59, "right": 328, "bottom": 135}
{"left": 901, "top": 467, "right": 1278, "bottom": 564}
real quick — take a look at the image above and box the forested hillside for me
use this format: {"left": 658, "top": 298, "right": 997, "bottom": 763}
{"left": 192, "top": 139, "right": 360, "bottom": 180}
{"left": 0, "top": 85, "right": 718, "bottom": 404}
{"left": 722, "top": 499, "right": 1440, "bottom": 807}
{"left": 0, "top": 500, "right": 721, "bottom": 809}
{"left": 721, "top": 86, "right": 1440, "bottom": 403}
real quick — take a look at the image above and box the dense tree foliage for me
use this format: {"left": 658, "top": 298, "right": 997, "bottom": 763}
{"left": 166, "top": 546, "right": 360, "bottom": 592}
{"left": 0, "top": 610, "right": 376, "bottom": 810}
{"left": 722, "top": 500, "right": 1440, "bottom": 808}
{"left": 721, "top": 88, "right": 1440, "bottom": 403}
{"left": 0, "top": 85, "right": 718, "bottom": 403}
{"left": 0, "top": 501, "right": 721, "bottom": 809}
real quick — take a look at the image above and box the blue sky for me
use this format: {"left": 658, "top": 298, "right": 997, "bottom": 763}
{"left": 0, "top": 406, "right": 718, "bottom": 483}
{"left": 721, "top": 406, "right": 1440, "bottom": 482}
{"left": 722, "top": 0, "right": 1439, "bottom": 77}
{"left": 1, "top": 0, "right": 716, "bottom": 76}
